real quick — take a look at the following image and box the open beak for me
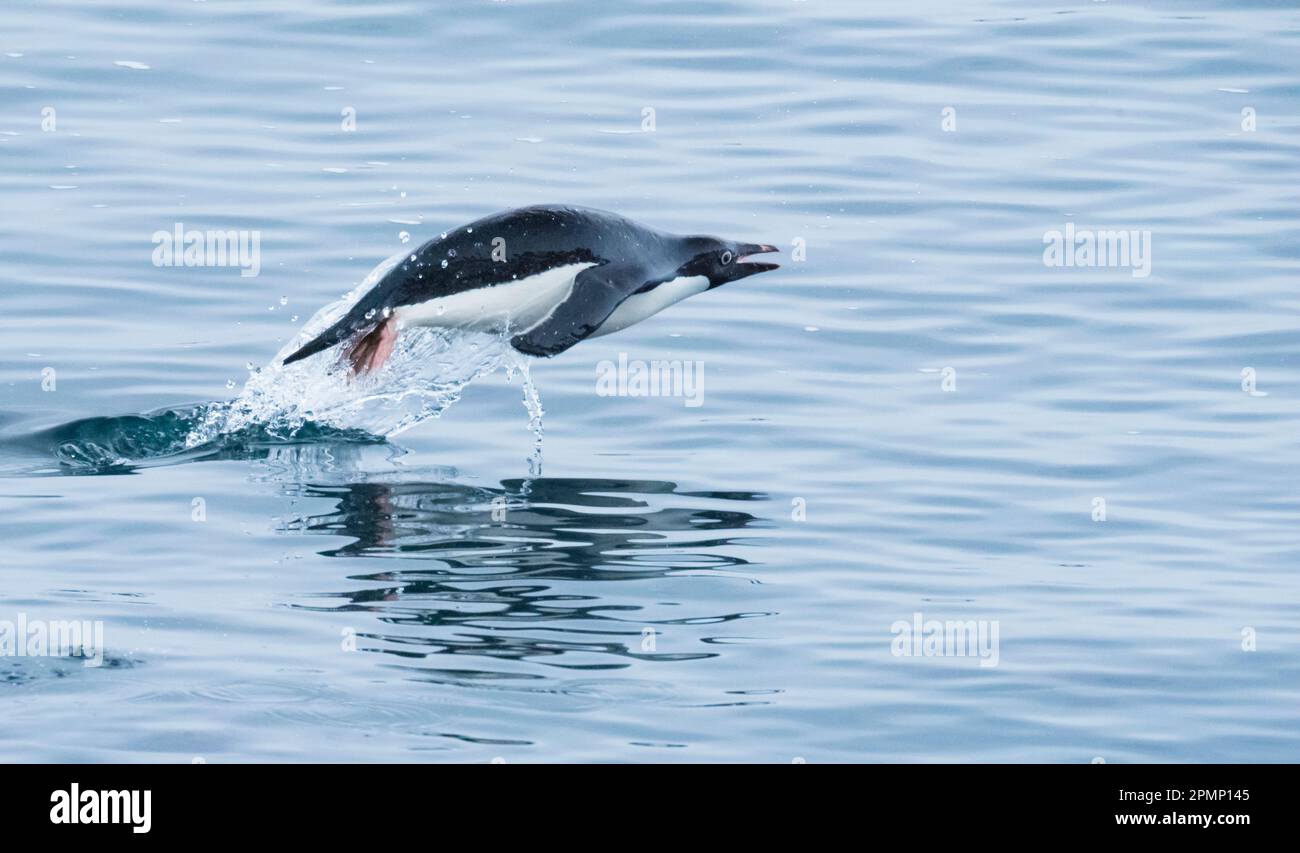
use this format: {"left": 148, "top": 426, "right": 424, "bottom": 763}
{"left": 734, "top": 243, "right": 781, "bottom": 276}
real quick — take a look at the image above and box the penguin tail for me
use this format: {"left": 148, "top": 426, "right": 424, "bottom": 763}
{"left": 281, "top": 327, "right": 342, "bottom": 366}
{"left": 281, "top": 313, "right": 399, "bottom": 375}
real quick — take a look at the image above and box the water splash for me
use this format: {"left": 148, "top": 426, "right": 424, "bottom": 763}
{"left": 185, "top": 249, "right": 540, "bottom": 447}
{"left": 511, "top": 359, "right": 546, "bottom": 476}
{"left": 185, "top": 326, "right": 515, "bottom": 447}
{"left": 1, "top": 250, "right": 545, "bottom": 476}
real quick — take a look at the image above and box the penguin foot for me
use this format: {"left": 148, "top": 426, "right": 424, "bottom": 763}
{"left": 344, "top": 315, "right": 398, "bottom": 376}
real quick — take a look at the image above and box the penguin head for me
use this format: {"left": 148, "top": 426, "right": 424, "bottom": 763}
{"left": 674, "top": 237, "right": 780, "bottom": 289}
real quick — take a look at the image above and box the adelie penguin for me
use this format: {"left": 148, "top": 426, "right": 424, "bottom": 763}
{"left": 282, "top": 205, "right": 780, "bottom": 374}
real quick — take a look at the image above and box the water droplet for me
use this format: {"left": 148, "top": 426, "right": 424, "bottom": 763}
{"left": 382, "top": 306, "right": 392, "bottom": 318}
{"left": 290, "top": 315, "right": 299, "bottom": 322}
{"left": 409, "top": 254, "right": 417, "bottom": 261}
{"left": 225, "top": 379, "right": 236, "bottom": 389}
{"left": 399, "top": 231, "right": 410, "bottom": 243}
{"left": 466, "top": 227, "right": 473, "bottom": 234}
{"left": 437, "top": 305, "right": 445, "bottom": 315}
{"left": 440, "top": 259, "right": 448, "bottom": 269}
{"left": 364, "top": 308, "right": 377, "bottom": 320}
{"left": 440, "top": 231, "right": 447, "bottom": 239}
{"left": 279, "top": 295, "right": 288, "bottom": 306}
{"left": 245, "top": 361, "right": 255, "bottom": 371}
{"left": 399, "top": 191, "right": 406, "bottom": 199}
{"left": 447, "top": 248, "right": 457, "bottom": 258}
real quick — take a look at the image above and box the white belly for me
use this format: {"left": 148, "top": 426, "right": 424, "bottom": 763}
{"left": 396, "top": 262, "right": 596, "bottom": 334}
{"left": 589, "top": 275, "right": 709, "bottom": 338}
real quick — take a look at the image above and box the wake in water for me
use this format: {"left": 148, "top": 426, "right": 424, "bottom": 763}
{"left": 187, "top": 248, "right": 543, "bottom": 446}
{"left": 0, "top": 250, "right": 547, "bottom": 476}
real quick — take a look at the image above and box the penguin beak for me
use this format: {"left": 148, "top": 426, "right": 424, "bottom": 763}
{"left": 731, "top": 243, "right": 780, "bottom": 278}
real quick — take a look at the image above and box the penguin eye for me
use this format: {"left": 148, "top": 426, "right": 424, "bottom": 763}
{"left": 720, "top": 251, "right": 733, "bottom": 265}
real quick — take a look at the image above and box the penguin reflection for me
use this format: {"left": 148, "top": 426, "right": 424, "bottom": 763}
{"left": 281, "top": 477, "right": 771, "bottom": 671}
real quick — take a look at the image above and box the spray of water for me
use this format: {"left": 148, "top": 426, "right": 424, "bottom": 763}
{"left": 507, "top": 358, "right": 546, "bottom": 476}
{"left": 185, "top": 248, "right": 539, "bottom": 448}
{"left": 0, "top": 251, "right": 545, "bottom": 476}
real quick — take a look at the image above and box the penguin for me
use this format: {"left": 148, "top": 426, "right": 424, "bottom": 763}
{"left": 281, "top": 205, "right": 779, "bottom": 374}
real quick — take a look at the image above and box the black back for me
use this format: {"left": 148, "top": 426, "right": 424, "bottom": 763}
{"left": 377, "top": 205, "right": 677, "bottom": 310}
{"left": 282, "top": 206, "right": 684, "bottom": 365}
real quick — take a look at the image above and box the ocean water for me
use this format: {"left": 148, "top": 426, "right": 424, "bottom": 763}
{"left": 2, "top": 0, "right": 1298, "bottom": 762}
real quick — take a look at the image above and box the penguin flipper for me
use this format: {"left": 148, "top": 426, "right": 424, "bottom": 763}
{"left": 510, "top": 263, "right": 643, "bottom": 358}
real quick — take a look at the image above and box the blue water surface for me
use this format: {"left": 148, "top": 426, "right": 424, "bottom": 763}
{"left": 1, "top": 0, "right": 1298, "bottom": 762}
